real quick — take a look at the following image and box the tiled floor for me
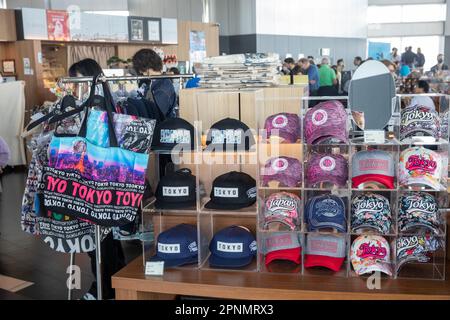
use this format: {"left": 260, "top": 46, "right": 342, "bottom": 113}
{"left": 0, "top": 171, "right": 141, "bottom": 300}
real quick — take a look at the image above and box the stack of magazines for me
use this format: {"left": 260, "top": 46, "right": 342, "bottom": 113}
{"left": 196, "top": 53, "right": 281, "bottom": 88}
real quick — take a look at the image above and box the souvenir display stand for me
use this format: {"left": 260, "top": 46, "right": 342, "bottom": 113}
{"left": 112, "top": 89, "right": 450, "bottom": 300}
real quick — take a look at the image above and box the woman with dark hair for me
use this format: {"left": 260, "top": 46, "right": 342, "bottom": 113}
{"left": 68, "top": 58, "right": 126, "bottom": 300}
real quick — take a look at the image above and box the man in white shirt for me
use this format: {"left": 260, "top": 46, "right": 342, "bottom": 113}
{"left": 410, "top": 80, "right": 435, "bottom": 111}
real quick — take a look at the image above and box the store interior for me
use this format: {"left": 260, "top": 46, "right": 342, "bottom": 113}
{"left": 1, "top": 0, "right": 450, "bottom": 301}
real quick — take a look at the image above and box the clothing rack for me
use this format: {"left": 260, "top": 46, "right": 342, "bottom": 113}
{"left": 58, "top": 74, "right": 191, "bottom": 300}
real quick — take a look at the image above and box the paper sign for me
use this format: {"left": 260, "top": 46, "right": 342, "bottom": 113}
{"left": 364, "top": 130, "right": 385, "bottom": 144}
{"left": 145, "top": 261, "right": 164, "bottom": 276}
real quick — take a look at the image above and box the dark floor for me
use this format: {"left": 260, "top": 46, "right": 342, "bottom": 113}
{"left": 0, "top": 171, "right": 141, "bottom": 300}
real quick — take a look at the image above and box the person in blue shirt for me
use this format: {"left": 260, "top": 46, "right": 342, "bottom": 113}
{"left": 299, "top": 57, "right": 320, "bottom": 96}
{"left": 399, "top": 64, "right": 411, "bottom": 78}
{"left": 185, "top": 65, "right": 201, "bottom": 88}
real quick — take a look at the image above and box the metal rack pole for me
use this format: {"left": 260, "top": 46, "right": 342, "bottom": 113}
{"left": 95, "top": 226, "right": 102, "bottom": 300}
{"left": 67, "top": 252, "right": 75, "bottom": 300}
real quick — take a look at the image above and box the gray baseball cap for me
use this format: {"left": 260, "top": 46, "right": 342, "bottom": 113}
{"left": 304, "top": 233, "right": 346, "bottom": 271}
{"left": 351, "top": 150, "right": 395, "bottom": 189}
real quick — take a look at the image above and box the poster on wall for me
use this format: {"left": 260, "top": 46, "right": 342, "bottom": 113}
{"left": 189, "top": 31, "right": 207, "bottom": 63}
{"left": 368, "top": 42, "right": 391, "bottom": 61}
{"left": 130, "top": 18, "right": 144, "bottom": 41}
{"left": 20, "top": 8, "right": 49, "bottom": 40}
{"left": 147, "top": 18, "right": 161, "bottom": 42}
{"left": 47, "top": 10, "right": 70, "bottom": 41}
{"left": 161, "top": 18, "right": 178, "bottom": 44}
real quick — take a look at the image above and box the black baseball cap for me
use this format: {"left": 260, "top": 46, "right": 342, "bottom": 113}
{"left": 205, "top": 118, "right": 255, "bottom": 151}
{"left": 205, "top": 171, "right": 257, "bottom": 210}
{"left": 152, "top": 117, "right": 195, "bottom": 151}
{"left": 155, "top": 168, "right": 197, "bottom": 209}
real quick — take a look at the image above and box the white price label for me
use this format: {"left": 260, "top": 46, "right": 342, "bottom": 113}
{"left": 145, "top": 261, "right": 164, "bottom": 276}
{"left": 364, "top": 130, "right": 385, "bottom": 144}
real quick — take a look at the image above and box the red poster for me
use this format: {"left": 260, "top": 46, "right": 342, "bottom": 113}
{"left": 47, "top": 10, "right": 70, "bottom": 41}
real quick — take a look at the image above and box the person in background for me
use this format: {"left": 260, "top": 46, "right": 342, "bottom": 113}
{"left": 410, "top": 80, "right": 435, "bottom": 111}
{"left": 299, "top": 57, "right": 320, "bottom": 96}
{"left": 167, "top": 67, "right": 181, "bottom": 97}
{"left": 353, "top": 56, "right": 363, "bottom": 69}
{"left": 132, "top": 49, "right": 177, "bottom": 118}
{"left": 390, "top": 47, "right": 401, "bottom": 64}
{"left": 381, "top": 59, "right": 397, "bottom": 80}
{"left": 430, "top": 54, "right": 449, "bottom": 74}
{"left": 415, "top": 48, "right": 425, "bottom": 73}
{"left": 307, "top": 56, "right": 316, "bottom": 65}
{"left": 68, "top": 59, "right": 126, "bottom": 301}
{"left": 68, "top": 58, "right": 105, "bottom": 100}
{"left": 399, "top": 64, "right": 411, "bottom": 78}
{"left": 318, "top": 57, "right": 338, "bottom": 96}
{"left": 185, "top": 65, "right": 201, "bottom": 88}
{"left": 282, "top": 57, "right": 296, "bottom": 75}
{"left": 336, "top": 59, "right": 345, "bottom": 93}
{"left": 401, "top": 46, "right": 417, "bottom": 69}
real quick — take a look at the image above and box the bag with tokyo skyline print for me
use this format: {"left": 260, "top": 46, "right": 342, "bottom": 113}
{"left": 41, "top": 81, "right": 153, "bottom": 227}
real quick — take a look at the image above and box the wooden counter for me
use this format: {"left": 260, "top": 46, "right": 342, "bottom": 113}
{"left": 112, "top": 256, "right": 450, "bottom": 300}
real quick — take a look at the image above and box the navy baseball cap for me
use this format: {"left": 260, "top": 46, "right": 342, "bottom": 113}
{"left": 305, "top": 195, "right": 347, "bottom": 232}
{"left": 206, "top": 118, "right": 255, "bottom": 151}
{"left": 152, "top": 117, "right": 195, "bottom": 151}
{"left": 209, "top": 226, "right": 257, "bottom": 268}
{"left": 150, "top": 224, "right": 198, "bottom": 268}
{"left": 155, "top": 168, "right": 197, "bottom": 209}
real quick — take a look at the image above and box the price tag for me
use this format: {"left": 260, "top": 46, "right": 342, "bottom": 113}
{"left": 145, "top": 261, "right": 164, "bottom": 276}
{"left": 364, "top": 130, "right": 385, "bottom": 144}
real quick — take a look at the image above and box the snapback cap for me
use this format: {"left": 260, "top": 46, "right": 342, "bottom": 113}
{"left": 304, "top": 100, "right": 349, "bottom": 145}
{"left": 351, "top": 193, "right": 392, "bottom": 235}
{"left": 264, "top": 192, "right": 301, "bottom": 231}
{"left": 264, "top": 113, "right": 301, "bottom": 143}
{"left": 262, "top": 157, "right": 302, "bottom": 188}
{"left": 399, "top": 147, "right": 443, "bottom": 191}
{"left": 264, "top": 232, "right": 302, "bottom": 266}
{"left": 305, "top": 194, "right": 347, "bottom": 232}
{"left": 304, "top": 233, "right": 347, "bottom": 272}
{"left": 154, "top": 168, "right": 196, "bottom": 209}
{"left": 205, "top": 171, "right": 256, "bottom": 210}
{"left": 209, "top": 226, "right": 257, "bottom": 268}
{"left": 400, "top": 105, "right": 440, "bottom": 142}
{"left": 306, "top": 153, "right": 348, "bottom": 188}
{"left": 351, "top": 150, "right": 395, "bottom": 189}
{"left": 152, "top": 117, "right": 195, "bottom": 151}
{"left": 206, "top": 118, "right": 255, "bottom": 151}
{"left": 351, "top": 235, "right": 392, "bottom": 276}
{"left": 150, "top": 224, "right": 198, "bottom": 268}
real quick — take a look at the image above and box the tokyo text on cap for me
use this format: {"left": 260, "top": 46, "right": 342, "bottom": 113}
{"left": 306, "top": 153, "right": 348, "bottom": 188}
{"left": 351, "top": 193, "right": 392, "bottom": 235}
{"left": 205, "top": 171, "right": 257, "bottom": 210}
{"left": 400, "top": 105, "right": 440, "bottom": 142}
{"left": 264, "top": 113, "right": 301, "bottom": 143}
{"left": 305, "top": 194, "right": 347, "bottom": 232}
{"left": 150, "top": 224, "right": 198, "bottom": 268}
{"left": 209, "top": 226, "right": 257, "bottom": 268}
{"left": 304, "top": 100, "right": 349, "bottom": 145}
{"left": 155, "top": 168, "right": 197, "bottom": 209}
{"left": 206, "top": 118, "right": 255, "bottom": 151}
{"left": 351, "top": 235, "right": 392, "bottom": 276}
{"left": 304, "top": 233, "right": 347, "bottom": 272}
{"left": 262, "top": 156, "right": 302, "bottom": 188}
{"left": 264, "top": 192, "right": 301, "bottom": 231}
{"left": 152, "top": 117, "right": 195, "bottom": 151}
{"left": 263, "top": 232, "right": 302, "bottom": 266}
{"left": 351, "top": 150, "right": 395, "bottom": 189}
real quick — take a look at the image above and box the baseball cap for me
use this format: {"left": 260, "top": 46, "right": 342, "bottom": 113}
{"left": 306, "top": 153, "right": 348, "bottom": 188}
{"left": 304, "top": 100, "right": 349, "bottom": 145}
{"left": 152, "top": 117, "right": 195, "bottom": 151}
{"left": 205, "top": 171, "right": 257, "bottom": 210}
{"left": 351, "top": 150, "right": 395, "bottom": 189}
{"left": 400, "top": 105, "right": 440, "bottom": 142}
{"left": 440, "top": 111, "right": 449, "bottom": 140}
{"left": 351, "top": 235, "right": 392, "bottom": 276}
{"left": 261, "top": 157, "right": 302, "bottom": 188}
{"left": 351, "top": 193, "right": 392, "bottom": 235}
{"left": 398, "top": 192, "right": 442, "bottom": 235}
{"left": 154, "top": 168, "right": 196, "bottom": 209}
{"left": 264, "top": 113, "right": 301, "bottom": 143}
{"left": 264, "top": 192, "right": 301, "bottom": 231}
{"left": 150, "top": 224, "right": 198, "bottom": 268}
{"left": 304, "top": 233, "right": 347, "bottom": 272}
{"left": 209, "top": 226, "right": 257, "bottom": 268}
{"left": 263, "top": 232, "right": 302, "bottom": 266}
{"left": 206, "top": 118, "right": 255, "bottom": 151}
{"left": 305, "top": 195, "right": 347, "bottom": 232}
{"left": 396, "top": 233, "right": 443, "bottom": 272}
{"left": 399, "top": 147, "right": 443, "bottom": 191}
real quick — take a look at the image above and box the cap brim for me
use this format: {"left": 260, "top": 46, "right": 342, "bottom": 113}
{"left": 204, "top": 199, "right": 255, "bottom": 210}
{"left": 401, "top": 177, "right": 442, "bottom": 191}
{"left": 149, "top": 254, "right": 198, "bottom": 268}
{"left": 155, "top": 199, "right": 196, "bottom": 210}
{"left": 265, "top": 248, "right": 301, "bottom": 266}
{"left": 351, "top": 224, "right": 388, "bottom": 235}
{"left": 399, "top": 221, "right": 441, "bottom": 235}
{"left": 352, "top": 260, "right": 392, "bottom": 276}
{"left": 308, "top": 224, "right": 347, "bottom": 233}
{"left": 309, "top": 133, "right": 349, "bottom": 145}
{"left": 208, "top": 254, "right": 254, "bottom": 268}
{"left": 352, "top": 175, "right": 395, "bottom": 189}
{"left": 264, "top": 218, "right": 296, "bottom": 231}
{"left": 304, "top": 254, "right": 345, "bottom": 272}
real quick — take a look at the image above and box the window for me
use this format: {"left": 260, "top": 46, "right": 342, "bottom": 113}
{"left": 368, "top": 4, "right": 446, "bottom": 24}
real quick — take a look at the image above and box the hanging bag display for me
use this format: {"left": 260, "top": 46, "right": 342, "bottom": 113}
{"left": 41, "top": 79, "right": 153, "bottom": 227}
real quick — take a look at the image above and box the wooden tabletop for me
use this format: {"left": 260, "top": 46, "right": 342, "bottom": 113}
{"left": 112, "top": 256, "right": 450, "bottom": 300}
